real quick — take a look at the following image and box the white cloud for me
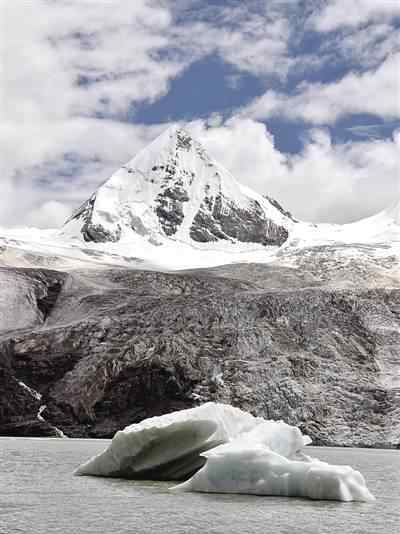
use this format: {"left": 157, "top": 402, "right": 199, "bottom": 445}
{"left": 244, "top": 53, "right": 400, "bottom": 123}
{"left": 0, "top": 0, "right": 183, "bottom": 228}
{"left": 171, "top": 1, "right": 297, "bottom": 78}
{"left": 1, "top": 0, "right": 398, "bottom": 227}
{"left": 311, "top": 0, "right": 400, "bottom": 32}
{"left": 0, "top": 118, "right": 167, "bottom": 227}
{"left": 188, "top": 118, "right": 400, "bottom": 223}
{"left": 1, "top": 0, "right": 186, "bottom": 121}
{"left": 28, "top": 201, "right": 73, "bottom": 228}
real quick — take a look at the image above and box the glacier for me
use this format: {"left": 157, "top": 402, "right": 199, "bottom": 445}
{"left": 76, "top": 403, "right": 375, "bottom": 502}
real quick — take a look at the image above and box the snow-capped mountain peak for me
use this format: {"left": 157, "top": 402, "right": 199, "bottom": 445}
{"left": 63, "top": 126, "right": 292, "bottom": 248}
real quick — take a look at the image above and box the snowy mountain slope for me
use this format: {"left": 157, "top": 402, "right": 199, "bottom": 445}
{"left": 0, "top": 127, "right": 398, "bottom": 272}
{"left": 0, "top": 227, "right": 156, "bottom": 271}
{"left": 0, "top": 227, "right": 284, "bottom": 271}
{"left": 285, "top": 199, "right": 400, "bottom": 248}
{"left": 62, "top": 126, "right": 292, "bottom": 248}
{"left": 1, "top": 200, "right": 397, "bottom": 274}
{"left": 344, "top": 199, "right": 400, "bottom": 242}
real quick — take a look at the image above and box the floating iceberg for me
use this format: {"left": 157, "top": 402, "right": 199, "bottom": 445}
{"left": 76, "top": 403, "right": 259, "bottom": 480}
{"left": 76, "top": 402, "right": 375, "bottom": 502}
{"left": 173, "top": 441, "right": 374, "bottom": 502}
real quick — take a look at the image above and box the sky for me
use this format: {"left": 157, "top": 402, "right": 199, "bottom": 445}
{"left": 1, "top": 0, "right": 399, "bottom": 227}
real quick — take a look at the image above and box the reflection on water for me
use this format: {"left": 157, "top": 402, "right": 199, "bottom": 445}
{"left": 0, "top": 438, "right": 399, "bottom": 534}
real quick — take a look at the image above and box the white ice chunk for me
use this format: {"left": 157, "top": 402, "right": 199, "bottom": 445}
{"left": 76, "top": 402, "right": 375, "bottom": 502}
{"left": 217, "top": 420, "right": 312, "bottom": 460}
{"left": 173, "top": 446, "right": 375, "bottom": 502}
{"left": 173, "top": 425, "right": 375, "bottom": 502}
{"left": 75, "top": 403, "right": 261, "bottom": 480}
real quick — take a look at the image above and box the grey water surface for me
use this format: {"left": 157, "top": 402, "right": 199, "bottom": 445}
{"left": 0, "top": 438, "right": 399, "bottom": 534}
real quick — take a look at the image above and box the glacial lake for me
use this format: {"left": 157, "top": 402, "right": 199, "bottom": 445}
{"left": 0, "top": 438, "right": 399, "bottom": 534}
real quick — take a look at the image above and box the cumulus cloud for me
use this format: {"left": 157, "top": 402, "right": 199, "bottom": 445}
{"left": 27, "top": 201, "right": 73, "bottom": 229}
{"left": 2, "top": 0, "right": 185, "bottom": 119}
{"left": 0, "top": 117, "right": 167, "bottom": 227}
{"left": 243, "top": 53, "right": 400, "bottom": 124}
{"left": 189, "top": 118, "right": 400, "bottom": 223}
{"left": 0, "top": 0, "right": 181, "bottom": 227}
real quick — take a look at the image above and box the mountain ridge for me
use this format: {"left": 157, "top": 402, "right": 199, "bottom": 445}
{"left": 0, "top": 126, "right": 398, "bottom": 271}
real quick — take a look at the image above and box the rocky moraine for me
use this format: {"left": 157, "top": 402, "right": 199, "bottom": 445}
{"left": 0, "top": 256, "right": 398, "bottom": 447}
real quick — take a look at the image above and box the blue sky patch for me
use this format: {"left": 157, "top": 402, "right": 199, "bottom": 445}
{"left": 132, "top": 54, "right": 265, "bottom": 124}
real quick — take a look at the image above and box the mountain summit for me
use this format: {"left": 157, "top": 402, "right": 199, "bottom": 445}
{"left": 64, "top": 126, "right": 292, "bottom": 247}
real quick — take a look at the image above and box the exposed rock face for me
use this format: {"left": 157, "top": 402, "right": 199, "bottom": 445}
{"left": 190, "top": 194, "right": 288, "bottom": 245}
{"left": 68, "top": 196, "right": 122, "bottom": 243}
{"left": 83, "top": 221, "right": 122, "bottom": 243}
{"left": 0, "top": 339, "right": 62, "bottom": 437}
{"left": 0, "top": 267, "right": 66, "bottom": 332}
{"left": 1, "top": 258, "right": 399, "bottom": 447}
{"left": 156, "top": 185, "right": 190, "bottom": 236}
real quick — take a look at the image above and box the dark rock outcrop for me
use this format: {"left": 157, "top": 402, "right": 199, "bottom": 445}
{"left": 190, "top": 194, "right": 288, "bottom": 245}
{"left": 65, "top": 195, "right": 122, "bottom": 243}
{"left": 156, "top": 185, "right": 190, "bottom": 236}
{"left": 0, "top": 340, "right": 58, "bottom": 437}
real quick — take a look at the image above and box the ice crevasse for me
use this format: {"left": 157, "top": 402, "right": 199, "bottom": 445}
{"left": 76, "top": 402, "right": 375, "bottom": 502}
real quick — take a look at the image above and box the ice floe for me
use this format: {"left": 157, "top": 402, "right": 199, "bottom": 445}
{"left": 76, "top": 402, "right": 375, "bottom": 502}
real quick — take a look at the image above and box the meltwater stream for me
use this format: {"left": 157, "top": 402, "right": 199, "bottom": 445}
{"left": 0, "top": 438, "right": 399, "bottom": 534}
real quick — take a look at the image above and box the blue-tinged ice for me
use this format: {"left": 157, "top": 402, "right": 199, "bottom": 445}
{"left": 76, "top": 402, "right": 375, "bottom": 502}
